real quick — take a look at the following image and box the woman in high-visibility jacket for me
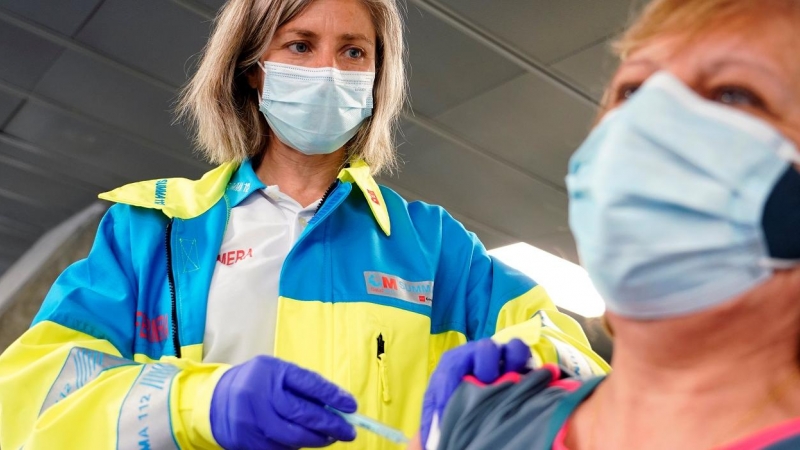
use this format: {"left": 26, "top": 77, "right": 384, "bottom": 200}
{"left": 0, "top": 0, "right": 607, "bottom": 449}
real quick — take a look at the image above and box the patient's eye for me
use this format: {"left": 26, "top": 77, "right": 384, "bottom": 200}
{"left": 606, "top": 82, "right": 642, "bottom": 109}
{"left": 618, "top": 83, "right": 641, "bottom": 101}
{"left": 712, "top": 86, "right": 766, "bottom": 111}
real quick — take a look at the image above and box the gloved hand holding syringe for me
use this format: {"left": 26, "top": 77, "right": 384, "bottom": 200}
{"left": 209, "top": 355, "right": 409, "bottom": 449}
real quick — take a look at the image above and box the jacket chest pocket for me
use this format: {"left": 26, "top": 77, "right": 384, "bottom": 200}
{"left": 273, "top": 299, "right": 432, "bottom": 448}
{"left": 346, "top": 304, "right": 431, "bottom": 448}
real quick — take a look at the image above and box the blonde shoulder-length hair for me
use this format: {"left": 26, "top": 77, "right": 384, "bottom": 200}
{"left": 177, "top": 0, "right": 406, "bottom": 175}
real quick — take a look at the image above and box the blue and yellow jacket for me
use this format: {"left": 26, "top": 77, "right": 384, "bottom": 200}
{"left": 0, "top": 160, "right": 608, "bottom": 449}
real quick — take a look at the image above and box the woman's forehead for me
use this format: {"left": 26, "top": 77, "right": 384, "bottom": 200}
{"left": 281, "top": 0, "right": 376, "bottom": 34}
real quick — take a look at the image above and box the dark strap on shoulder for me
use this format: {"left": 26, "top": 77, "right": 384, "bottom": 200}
{"left": 544, "top": 376, "right": 605, "bottom": 447}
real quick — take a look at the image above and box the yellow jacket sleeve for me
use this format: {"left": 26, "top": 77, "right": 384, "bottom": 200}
{"left": 493, "top": 303, "right": 611, "bottom": 376}
{"left": 0, "top": 321, "right": 229, "bottom": 450}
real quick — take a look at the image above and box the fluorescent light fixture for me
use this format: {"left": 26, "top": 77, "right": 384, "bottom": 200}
{"left": 488, "top": 242, "right": 605, "bottom": 318}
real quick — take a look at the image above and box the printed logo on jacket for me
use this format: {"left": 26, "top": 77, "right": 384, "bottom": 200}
{"left": 154, "top": 179, "right": 167, "bottom": 205}
{"left": 217, "top": 248, "right": 254, "bottom": 266}
{"left": 364, "top": 271, "right": 433, "bottom": 306}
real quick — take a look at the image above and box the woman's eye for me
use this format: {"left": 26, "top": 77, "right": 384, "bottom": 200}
{"left": 346, "top": 47, "right": 364, "bottom": 59}
{"left": 713, "top": 86, "right": 766, "bottom": 109}
{"left": 288, "top": 42, "right": 309, "bottom": 53}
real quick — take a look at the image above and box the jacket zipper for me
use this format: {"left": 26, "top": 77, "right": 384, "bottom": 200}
{"left": 377, "top": 333, "right": 391, "bottom": 402}
{"left": 165, "top": 219, "right": 181, "bottom": 358}
{"left": 315, "top": 180, "right": 339, "bottom": 216}
{"left": 222, "top": 193, "right": 232, "bottom": 236}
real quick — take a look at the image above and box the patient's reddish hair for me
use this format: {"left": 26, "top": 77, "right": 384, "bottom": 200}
{"left": 615, "top": 0, "right": 800, "bottom": 59}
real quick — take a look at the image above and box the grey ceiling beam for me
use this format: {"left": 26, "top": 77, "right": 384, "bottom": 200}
{"left": 402, "top": 111, "right": 567, "bottom": 196}
{"left": 0, "top": 9, "right": 209, "bottom": 170}
{"left": 0, "top": 185, "right": 54, "bottom": 212}
{"left": 0, "top": 6, "right": 176, "bottom": 93}
{"left": 0, "top": 132, "right": 121, "bottom": 189}
{"left": 170, "top": 0, "right": 217, "bottom": 20}
{"left": 407, "top": 0, "right": 599, "bottom": 107}
{"left": 0, "top": 80, "right": 207, "bottom": 170}
{"left": 0, "top": 152, "right": 104, "bottom": 195}
{"left": 0, "top": 214, "right": 42, "bottom": 240}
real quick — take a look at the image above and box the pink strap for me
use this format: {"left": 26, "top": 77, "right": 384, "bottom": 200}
{"left": 718, "top": 417, "right": 800, "bottom": 450}
{"left": 552, "top": 421, "right": 571, "bottom": 450}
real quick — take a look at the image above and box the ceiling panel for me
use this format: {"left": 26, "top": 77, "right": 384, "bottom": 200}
{"left": 193, "top": 0, "right": 227, "bottom": 11}
{"left": 5, "top": 102, "right": 206, "bottom": 186}
{"left": 76, "top": 0, "right": 210, "bottom": 87}
{"left": 0, "top": 233, "right": 33, "bottom": 260}
{"left": 0, "top": 22, "right": 63, "bottom": 91}
{"left": 33, "top": 50, "right": 194, "bottom": 153}
{"left": 433, "top": 73, "right": 596, "bottom": 188}
{"left": 0, "top": 0, "right": 103, "bottom": 36}
{"left": 405, "top": 6, "right": 524, "bottom": 116}
{"left": 391, "top": 121, "right": 570, "bottom": 256}
{"left": 551, "top": 39, "right": 618, "bottom": 103}
{"left": 0, "top": 134, "right": 111, "bottom": 192}
{"left": 436, "top": 0, "right": 634, "bottom": 64}
{"left": 0, "top": 189, "right": 69, "bottom": 232}
{"left": 0, "top": 90, "right": 23, "bottom": 125}
{"left": 0, "top": 158, "right": 98, "bottom": 213}
{"left": 0, "top": 212, "right": 40, "bottom": 241}
{"left": 109, "top": 138, "right": 208, "bottom": 181}
{"left": 0, "top": 150, "right": 101, "bottom": 197}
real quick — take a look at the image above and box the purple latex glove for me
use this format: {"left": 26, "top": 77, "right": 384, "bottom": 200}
{"left": 210, "top": 356, "right": 357, "bottom": 450}
{"left": 420, "top": 339, "right": 531, "bottom": 448}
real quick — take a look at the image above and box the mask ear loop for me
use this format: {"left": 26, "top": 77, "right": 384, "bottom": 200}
{"left": 777, "top": 141, "right": 800, "bottom": 166}
{"left": 254, "top": 61, "right": 268, "bottom": 102}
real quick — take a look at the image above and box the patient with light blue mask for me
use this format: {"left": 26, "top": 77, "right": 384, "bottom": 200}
{"left": 413, "top": 1, "right": 800, "bottom": 449}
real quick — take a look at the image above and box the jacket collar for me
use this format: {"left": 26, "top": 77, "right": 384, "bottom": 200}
{"left": 338, "top": 159, "right": 390, "bottom": 236}
{"left": 98, "top": 159, "right": 391, "bottom": 235}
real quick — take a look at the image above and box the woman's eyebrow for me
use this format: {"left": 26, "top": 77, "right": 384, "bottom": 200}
{"left": 280, "top": 28, "right": 318, "bottom": 39}
{"left": 341, "top": 33, "right": 375, "bottom": 47}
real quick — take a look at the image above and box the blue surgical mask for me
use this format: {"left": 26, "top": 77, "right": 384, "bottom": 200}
{"left": 258, "top": 61, "right": 374, "bottom": 155}
{"left": 567, "top": 72, "right": 800, "bottom": 319}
